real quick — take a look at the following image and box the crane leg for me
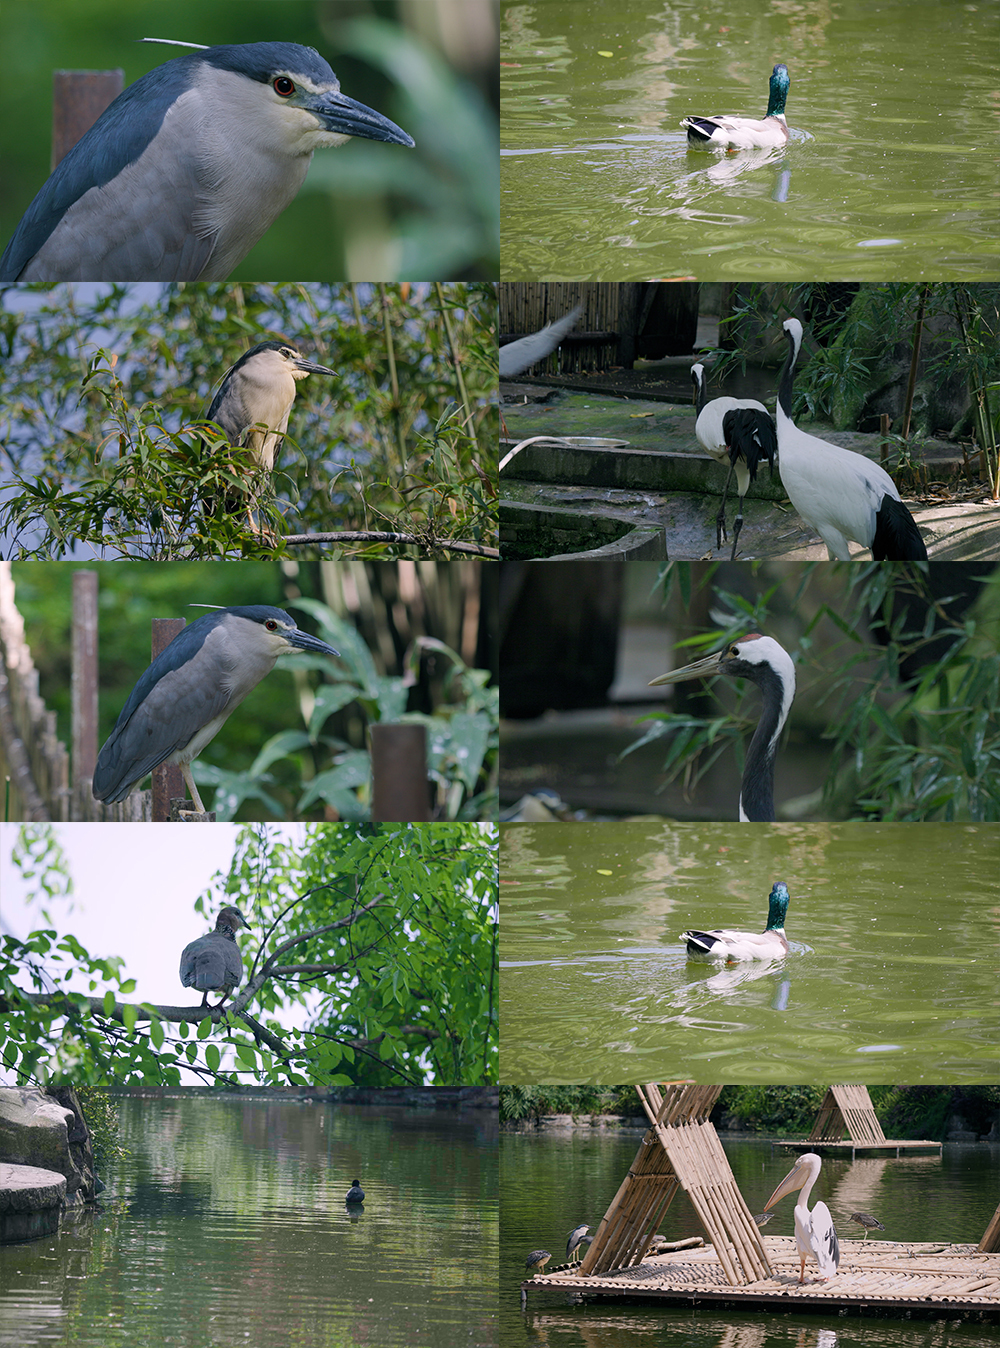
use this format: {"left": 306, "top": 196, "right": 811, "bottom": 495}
{"left": 728, "top": 493, "right": 746, "bottom": 561}
{"left": 716, "top": 460, "right": 737, "bottom": 550}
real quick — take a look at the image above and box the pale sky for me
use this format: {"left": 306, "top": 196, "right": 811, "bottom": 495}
{"left": 0, "top": 822, "right": 309, "bottom": 1083}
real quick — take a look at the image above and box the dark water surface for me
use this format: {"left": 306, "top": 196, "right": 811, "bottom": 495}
{"left": 501, "top": 1131, "right": 1000, "bottom": 1347}
{"left": 0, "top": 1096, "right": 498, "bottom": 1348}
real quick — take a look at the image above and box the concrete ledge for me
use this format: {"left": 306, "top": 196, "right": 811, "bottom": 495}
{"left": 501, "top": 502, "right": 667, "bottom": 561}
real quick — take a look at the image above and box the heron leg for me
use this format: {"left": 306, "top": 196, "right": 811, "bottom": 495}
{"left": 180, "top": 762, "right": 206, "bottom": 814}
{"left": 716, "top": 460, "right": 736, "bottom": 549}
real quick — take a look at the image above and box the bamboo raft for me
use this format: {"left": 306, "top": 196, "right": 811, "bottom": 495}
{"left": 523, "top": 1237, "right": 1000, "bottom": 1319}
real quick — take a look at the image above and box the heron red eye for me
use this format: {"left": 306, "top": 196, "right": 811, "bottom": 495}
{"left": 273, "top": 77, "right": 295, "bottom": 97}
{"left": 265, "top": 621, "right": 279, "bottom": 631}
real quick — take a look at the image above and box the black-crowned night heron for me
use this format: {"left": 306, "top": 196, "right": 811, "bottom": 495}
{"left": 0, "top": 41, "right": 414, "bottom": 281}
{"left": 752, "top": 1211, "right": 776, "bottom": 1227}
{"left": 565, "top": 1223, "right": 591, "bottom": 1263}
{"left": 203, "top": 341, "right": 336, "bottom": 518}
{"left": 345, "top": 1179, "right": 365, "bottom": 1203}
{"left": 849, "top": 1212, "right": 885, "bottom": 1240}
{"left": 524, "top": 1250, "right": 551, "bottom": 1275}
{"left": 92, "top": 605, "right": 338, "bottom": 813}
{"left": 179, "top": 905, "right": 250, "bottom": 1007}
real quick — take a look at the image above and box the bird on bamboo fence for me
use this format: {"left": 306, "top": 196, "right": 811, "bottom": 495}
{"left": 752, "top": 1211, "right": 776, "bottom": 1227}
{"left": 849, "top": 1211, "right": 885, "bottom": 1240}
{"left": 524, "top": 1250, "right": 551, "bottom": 1275}
{"left": 179, "top": 905, "right": 250, "bottom": 1008}
{"left": 566, "top": 1223, "right": 591, "bottom": 1263}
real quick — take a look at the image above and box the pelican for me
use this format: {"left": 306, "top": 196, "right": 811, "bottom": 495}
{"left": 566, "top": 1223, "right": 591, "bottom": 1263}
{"left": 849, "top": 1211, "right": 885, "bottom": 1240}
{"left": 682, "top": 63, "right": 791, "bottom": 151}
{"left": 691, "top": 363, "right": 777, "bottom": 560}
{"left": 777, "top": 318, "right": 927, "bottom": 560}
{"left": 764, "top": 1152, "right": 840, "bottom": 1283}
{"left": 682, "top": 880, "right": 789, "bottom": 962}
{"left": 648, "top": 633, "right": 795, "bottom": 822}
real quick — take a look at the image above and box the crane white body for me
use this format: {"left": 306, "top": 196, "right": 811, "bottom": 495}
{"left": 776, "top": 318, "right": 927, "bottom": 560}
{"left": 764, "top": 1152, "right": 840, "bottom": 1283}
{"left": 692, "top": 363, "right": 777, "bottom": 558}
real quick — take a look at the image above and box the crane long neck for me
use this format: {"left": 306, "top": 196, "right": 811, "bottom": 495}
{"left": 739, "top": 664, "right": 789, "bottom": 822}
{"left": 777, "top": 333, "right": 797, "bottom": 421}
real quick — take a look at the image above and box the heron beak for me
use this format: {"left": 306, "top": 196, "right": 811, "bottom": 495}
{"left": 649, "top": 649, "right": 725, "bottom": 687}
{"left": 293, "top": 357, "right": 337, "bottom": 378}
{"left": 763, "top": 1163, "right": 806, "bottom": 1210}
{"left": 284, "top": 629, "right": 340, "bottom": 658}
{"left": 310, "top": 90, "right": 415, "bottom": 148}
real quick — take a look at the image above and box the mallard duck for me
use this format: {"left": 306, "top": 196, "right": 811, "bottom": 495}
{"left": 682, "top": 880, "right": 790, "bottom": 961}
{"left": 682, "top": 63, "right": 790, "bottom": 150}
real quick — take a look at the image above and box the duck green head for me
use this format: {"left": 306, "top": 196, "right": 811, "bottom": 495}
{"left": 766, "top": 64, "right": 790, "bottom": 118}
{"left": 765, "top": 881, "right": 790, "bottom": 931}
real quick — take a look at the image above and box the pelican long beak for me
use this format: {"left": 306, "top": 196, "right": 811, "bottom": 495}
{"left": 649, "top": 649, "right": 726, "bottom": 687}
{"left": 763, "top": 1162, "right": 807, "bottom": 1210}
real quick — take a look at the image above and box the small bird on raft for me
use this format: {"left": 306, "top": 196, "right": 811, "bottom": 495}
{"left": 691, "top": 362, "right": 777, "bottom": 559}
{"left": 566, "top": 1223, "right": 592, "bottom": 1263}
{"left": 649, "top": 633, "right": 796, "bottom": 822}
{"left": 849, "top": 1211, "right": 885, "bottom": 1240}
{"left": 752, "top": 1212, "right": 776, "bottom": 1227}
{"left": 524, "top": 1250, "right": 551, "bottom": 1274}
{"left": 682, "top": 880, "right": 790, "bottom": 962}
{"left": 682, "top": 63, "right": 791, "bottom": 150}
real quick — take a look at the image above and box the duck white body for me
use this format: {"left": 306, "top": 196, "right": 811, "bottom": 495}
{"left": 776, "top": 319, "right": 927, "bottom": 561}
{"left": 682, "top": 880, "right": 790, "bottom": 962}
{"left": 682, "top": 64, "right": 790, "bottom": 150}
{"left": 692, "top": 363, "right": 777, "bottom": 558}
{"left": 764, "top": 1152, "right": 840, "bottom": 1283}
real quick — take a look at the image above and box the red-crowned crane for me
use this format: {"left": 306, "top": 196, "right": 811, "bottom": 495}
{"left": 648, "top": 632, "right": 795, "bottom": 822}
{"left": 777, "top": 318, "right": 927, "bottom": 560}
{"left": 682, "top": 63, "right": 791, "bottom": 150}
{"left": 764, "top": 1153, "right": 841, "bottom": 1283}
{"left": 691, "top": 363, "right": 777, "bottom": 560}
{"left": 500, "top": 304, "right": 584, "bottom": 379}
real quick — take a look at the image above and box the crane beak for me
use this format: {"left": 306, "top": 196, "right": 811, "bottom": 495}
{"left": 763, "top": 1162, "right": 807, "bottom": 1210}
{"left": 649, "top": 649, "right": 725, "bottom": 687}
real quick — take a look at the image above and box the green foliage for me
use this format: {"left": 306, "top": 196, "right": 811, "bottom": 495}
{"left": 499, "top": 1085, "right": 636, "bottom": 1122}
{"left": 0, "top": 283, "right": 498, "bottom": 559}
{"left": 76, "top": 1084, "right": 128, "bottom": 1172}
{"left": 630, "top": 561, "right": 1000, "bottom": 821}
{"left": 877, "top": 1085, "right": 1000, "bottom": 1140}
{"left": 717, "top": 1086, "right": 827, "bottom": 1135}
{"left": 1, "top": 822, "right": 497, "bottom": 1090}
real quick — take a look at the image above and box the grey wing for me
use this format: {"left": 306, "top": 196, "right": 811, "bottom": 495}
{"left": 19, "top": 93, "right": 218, "bottom": 281}
{"left": 179, "top": 938, "right": 201, "bottom": 987}
{"left": 224, "top": 943, "right": 244, "bottom": 988}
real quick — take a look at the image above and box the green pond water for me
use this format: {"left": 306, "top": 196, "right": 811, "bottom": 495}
{"left": 0, "top": 1096, "right": 498, "bottom": 1348}
{"left": 501, "top": 1131, "right": 1000, "bottom": 1347}
{"left": 500, "top": 821, "right": 999, "bottom": 1083}
{"left": 501, "top": 0, "right": 1000, "bottom": 279}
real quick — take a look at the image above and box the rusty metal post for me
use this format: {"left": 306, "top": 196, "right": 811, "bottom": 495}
{"left": 71, "top": 570, "right": 99, "bottom": 786}
{"left": 370, "top": 724, "right": 431, "bottom": 821}
{"left": 52, "top": 70, "right": 123, "bottom": 169}
{"left": 150, "top": 619, "right": 186, "bottom": 821}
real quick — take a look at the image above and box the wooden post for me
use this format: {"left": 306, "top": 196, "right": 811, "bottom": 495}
{"left": 370, "top": 723, "right": 430, "bottom": 821}
{"left": 150, "top": 619, "right": 186, "bottom": 821}
{"left": 70, "top": 570, "right": 99, "bottom": 786}
{"left": 52, "top": 70, "right": 123, "bottom": 169}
